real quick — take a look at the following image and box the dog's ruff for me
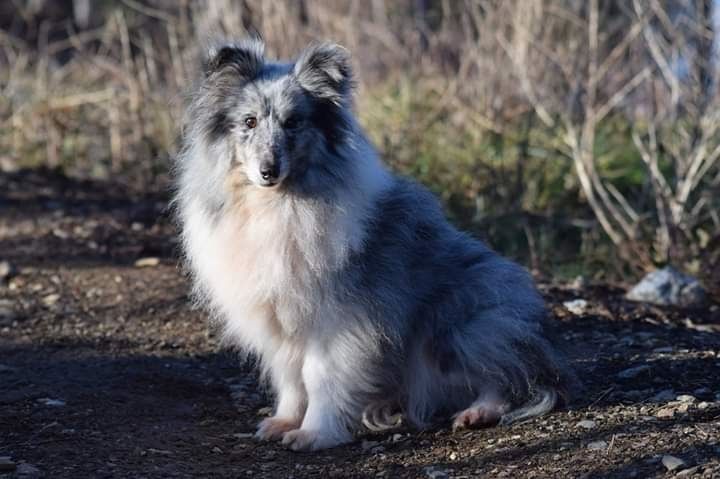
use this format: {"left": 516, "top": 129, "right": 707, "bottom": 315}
{"left": 175, "top": 38, "right": 572, "bottom": 451}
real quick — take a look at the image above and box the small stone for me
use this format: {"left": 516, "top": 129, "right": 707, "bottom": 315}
{"left": 0, "top": 457, "right": 16, "bottom": 472}
{"left": 651, "top": 389, "right": 676, "bottom": 402}
{"left": 146, "top": 448, "right": 172, "bottom": 456}
{"left": 653, "top": 346, "right": 674, "bottom": 353}
{"left": 577, "top": 419, "right": 597, "bottom": 429}
{"left": 697, "top": 401, "right": 710, "bottom": 410}
{"left": 676, "top": 403, "right": 690, "bottom": 413}
{"left": 42, "top": 293, "right": 61, "bottom": 306}
{"left": 617, "top": 365, "right": 651, "bottom": 379}
{"left": 0, "top": 300, "right": 19, "bottom": 325}
{"left": 392, "top": 433, "right": 404, "bottom": 442}
{"left": 570, "top": 276, "right": 588, "bottom": 289}
{"left": 626, "top": 266, "right": 706, "bottom": 307}
{"left": 656, "top": 407, "right": 675, "bottom": 418}
{"left": 563, "top": 299, "right": 589, "bottom": 315}
{"left": 587, "top": 440, "right": 608, "bottom": 451}
{"left": 423, "top": 466, "right": 449, "bottom": 479}
{"left": 16, "top": 463, "right": 40, "bottom": 476}
{"left": 675, "top": 466, "right": 699, "bottom": 477}
{"left": 662, "top": 455, "right": 685, "bottom": 472}
{"left": 134, "top": 257, "right": 160, "bottom": 268}
{"left": 449, "top": 451, "right": 458, "bottom": 460}
{"left": 676, "top": 394, "right": 696, "bottom": 403}
{"left": 0, "top": 261, "right": 14, "bottom": 280}
{"left": 361, "top": 440, "right": 379, "bottom": 451}
{"left": 37, "top": 398, "right": 65, "bottom": 407}
{"left": 211, "top": 446, "right": 223, "bottom": 454}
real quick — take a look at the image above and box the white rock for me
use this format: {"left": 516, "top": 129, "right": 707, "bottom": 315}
{"left": 675, "top": 466, "right": 699, "bottom": 477}
{"left": 661, "top": 455, "right": 685, "bottom": 472}
{"left": 42, "top": 294, "right": 61, "bottom": 306}
{"left": 563, "top": 299, "right": 589, "bottom": 315}
{"left": 577, "top": 420, "right": 597, "bottom": 429}
{"left": 0, "top": 261, "right": 14, "bottom": 280}
{"left": 656, "top": 407, "right": 675, "bottom": 418}
{"left": 423, "top": 466, "right": 449, "bottom": 479}
{"left": 626, "top": 267, "right": 706, "bottom": 307}
{"left": 134, "top": 257, "right": 160, "bottom": 267}
{"left": 587, "top": 440, "right": 608, "bottom": 451}
{"left": 37, "top": 398, "right": 65, "bottom": 407}
{"left": 675, "top": 394, "right": 696, "bottom": 403}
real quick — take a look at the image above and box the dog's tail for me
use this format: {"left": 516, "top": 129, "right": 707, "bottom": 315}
{"left": 498, "top": 386, "right": 558, "bottom": 425}
{"left": 361, "top": 400, "right": 403, "bottom": 432}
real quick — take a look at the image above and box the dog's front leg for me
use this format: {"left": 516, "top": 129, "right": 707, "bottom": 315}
{"left": 281, "top": 345, "right": 354, "bottom": 451}
{"left": 256, "top": 346, "right": 307, "bottom": 441}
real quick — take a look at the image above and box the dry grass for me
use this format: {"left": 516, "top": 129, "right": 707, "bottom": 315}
{"left": 1, "top": 0, "right": 718, "bottom": 277}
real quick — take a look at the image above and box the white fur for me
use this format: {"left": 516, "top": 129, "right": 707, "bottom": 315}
{"left": 180, "top": 136, "right": 391, "bottom": 450}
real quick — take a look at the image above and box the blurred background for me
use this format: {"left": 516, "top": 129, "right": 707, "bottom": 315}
{"left": 1, "top": 0, "right": 719, "bottom": 286}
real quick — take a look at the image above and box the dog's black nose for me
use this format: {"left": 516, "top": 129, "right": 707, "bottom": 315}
{"left": 259, "top": 162, "right": 280, "bottom": 182}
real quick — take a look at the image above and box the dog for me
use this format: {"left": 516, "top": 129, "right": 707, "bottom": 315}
{"left": 174, "top": 38, "right": 572, "bottom": 451}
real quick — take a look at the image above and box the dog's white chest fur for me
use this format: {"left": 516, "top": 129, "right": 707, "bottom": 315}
{"left": 182, "top": 187, "right": 367, "bottom": 350}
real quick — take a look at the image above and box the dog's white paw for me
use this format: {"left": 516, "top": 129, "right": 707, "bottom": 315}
{"left": 281, "top": 428, "right": 349, "bottom": 451}
{"left": 281, "top": 429, "right": 321, "bottom": 451}
{"left": 255, "top": 417, "right": 300, "bottom": 441}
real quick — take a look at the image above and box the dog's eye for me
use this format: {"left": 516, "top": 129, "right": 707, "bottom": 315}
{"left": 283, "top": 116, "right": 301, "bottom": 129}
{"left": 244, "top": 117, "right": 257, "bottom": 129}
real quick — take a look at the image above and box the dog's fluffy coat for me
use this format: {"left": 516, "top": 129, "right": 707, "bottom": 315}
{"left": 175, "top": 38, "right": 571, "bottom": 451}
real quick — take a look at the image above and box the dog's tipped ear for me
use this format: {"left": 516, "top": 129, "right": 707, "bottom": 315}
{"left": 204, "top": 39, "right": 264, "bottom": 79}
{"left": 294, "top": 42, "right": 353, "bottom": 104}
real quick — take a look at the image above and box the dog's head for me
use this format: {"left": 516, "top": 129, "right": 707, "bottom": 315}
{"left": 194, "top": 38, "right": 354, "bottom": 190}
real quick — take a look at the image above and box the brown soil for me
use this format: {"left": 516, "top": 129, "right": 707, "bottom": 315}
{"left": 1, "top": 170, "right": 719, "bottom": 478}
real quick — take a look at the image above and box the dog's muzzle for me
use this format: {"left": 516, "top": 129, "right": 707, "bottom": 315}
{"left": 259, "top": 161, "right": 280, "bottom": 186}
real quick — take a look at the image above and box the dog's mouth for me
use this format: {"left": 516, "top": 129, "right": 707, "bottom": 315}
{"left": 258, "top": 178, "right": 280, "bottom": 188}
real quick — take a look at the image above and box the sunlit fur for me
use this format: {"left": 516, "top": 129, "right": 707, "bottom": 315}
{"left": 174, "top": 38, "right": 572, "bottom": 451}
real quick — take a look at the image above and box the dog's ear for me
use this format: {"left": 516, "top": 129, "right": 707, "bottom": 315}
{"left": 294, "top": 42, "right": 353, "bottom": 105}
{"left": 204, "top": 39, "right": 264, "bottom": 80}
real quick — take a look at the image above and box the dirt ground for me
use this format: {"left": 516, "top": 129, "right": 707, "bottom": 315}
{"left": 1, "top": 169, "right": 719, "bottom": 478}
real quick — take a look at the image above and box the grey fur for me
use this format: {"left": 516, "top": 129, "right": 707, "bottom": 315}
{"left": 174, "top": 39, "right": 573, "bottom": 451}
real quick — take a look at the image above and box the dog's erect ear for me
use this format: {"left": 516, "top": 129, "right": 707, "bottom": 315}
{"left": 294, "top": 43, "right": 353, "bottom": 105}
{"left": 204, "top": 39, "right": 264, "bottom": 79}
